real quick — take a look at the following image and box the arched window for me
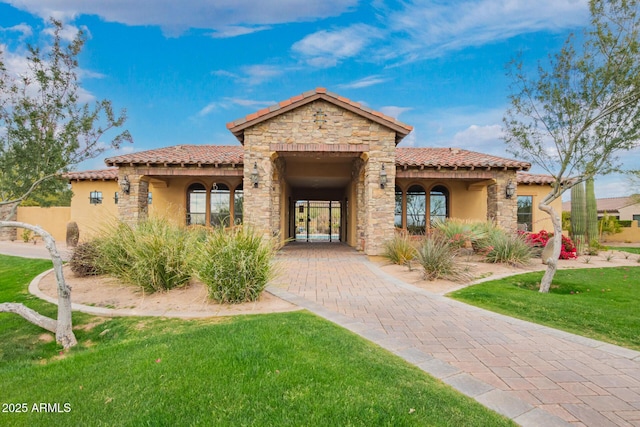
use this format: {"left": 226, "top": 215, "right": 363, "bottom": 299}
{"left": 406, "top": 185, "right": 426, "bottom": 234}
{"left": 430, "top": 185, "right": 449, "bottom": 226}
{"left": 394, "top": 186, "right": 403, "bottom": 228}
{"left": 187, "top": 183, "right": 206, "bottom": 225}
{"left": 234, "top": 184, "right": 243, "bottom": 225}
{"left": 210, "top": 183, "right": 230, "bottom": 227}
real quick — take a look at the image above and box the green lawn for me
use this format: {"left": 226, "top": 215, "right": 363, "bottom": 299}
{"left": 449, "top": 266, "right": 640, "bottom": 350}
{"left": 0, "top": 255, "right": 513, "bottom": 426}
{"left": 610, "top": 246, "right": 640, "bottom": 256}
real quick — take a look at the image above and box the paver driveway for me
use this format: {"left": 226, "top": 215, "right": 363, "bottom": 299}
{"left": 267, "top": 243, "right": 640, "bottom": 427}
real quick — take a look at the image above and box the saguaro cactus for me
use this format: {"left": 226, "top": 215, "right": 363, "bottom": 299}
{"left": 585, "top": 177, "right": 598, "bottom": 245}
{"left": 571, "top": 181, "right": 587, "bottom": 254}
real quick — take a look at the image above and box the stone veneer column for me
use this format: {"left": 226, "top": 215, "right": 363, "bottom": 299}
{"left": 363, "top": 148, "right": 396, "bottom": 255}
{"left": 117, "top": 169, "right": 149, "bottom": 225}
{"left": 242, "top": 145, "right": 274, "bottom": 240}
{"left": 487, "top": 171, "right": 518, "bottom": 231}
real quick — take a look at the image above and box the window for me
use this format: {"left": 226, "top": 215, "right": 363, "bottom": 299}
{"left": 187, "top": 183, "right": 206, "bottom": 225}
{"left": 517, "top": 195, "right": 533, "bottom": 231}
{"left": 147, "top": 192, "right": 152, "bottom": 205}
{"left": 234, "top": 184, "right": 243, "bottom": 225}
{"left": 430, "top": 185, "right": 449, "bottom": 226}
{"left": 394, "top": 186, "right": 403, "bottom": 228}
{"left": 210, "top": 183, "right": 230, "bottom": 227}
{"left": 114, "top": 192, "right": 119, "bottom": 204}
{"left": 633, "top": 214, "right": 640, "bottom": 222}
{"left": 406, "top": 185, "right": 426, "bottom": 234}
{"left": 89, "top": 191, "right": 103, "bottom": 205}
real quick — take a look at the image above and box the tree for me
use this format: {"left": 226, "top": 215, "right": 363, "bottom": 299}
{"left": 503, "top": 0, "right": 640, "bottom": 292}
{"left": 0, "top": 20, "right": 132, "bottom": 348}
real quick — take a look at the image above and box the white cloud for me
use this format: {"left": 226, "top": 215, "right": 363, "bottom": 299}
{"left": 339, "top": 75, "right": 389, "bottom": 89}
{"left": 452, "top": 124, "right": 504, "bottom": 150}
{"left": 196, "top": 97, "right": 276, "bottom": 117}
{"left": 0, "top": 23, "right": 33, "bottom": 39}
{"left": 239, "top": 64, "right": 285, "bottom": 85}
{"left": 379, "top": 106, "right": 412, "bottom": 120}
{"left": 384, "top": 0, "right": 589, "bottom": 60}
{"left": 5, "top": 0, "right": 357, "bottom": 37}
{"left": 208, "top": 25, "right": 271, "bottom": 38}
{"left": 292, "top": 24, "right": 382, "bottom": 67}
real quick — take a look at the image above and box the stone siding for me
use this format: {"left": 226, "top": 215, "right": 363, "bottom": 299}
{"left": 117, "top": 168, "right": 149, "bottom": 225}
{"left": 243, "top": 100, "right": 397, "bottom": 254}
{"left": 487, "top": 170, "right": 518, "bottom": 231}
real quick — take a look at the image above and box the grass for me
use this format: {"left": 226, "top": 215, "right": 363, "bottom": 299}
{"left": 610, "top": 246, "right": 640, "bottom": 255}
{"left": 0, "top": 255, "right": 513, "bottom": 426}
{"left": 449, "top": 266, "right": 640, "bottom": 350}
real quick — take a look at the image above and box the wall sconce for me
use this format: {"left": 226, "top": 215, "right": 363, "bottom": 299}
{"left": 505, "top": 180, "right": 516, "bottom": 199}
{"left": 120, "top": 175, "right": 130, "bottom": 195}
{"left": 251, "top": 162, "right": 259, "bottom": 188}
{"left": 314, "top": 108, "right": 326, "bottom": 128}
{"left": 379, "top": 164, "right": 388, "bottom": 189}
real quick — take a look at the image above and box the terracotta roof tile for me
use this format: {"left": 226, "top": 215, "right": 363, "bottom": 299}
{"left": 516, "top": 172, "right": 556, "bottom": 185}
{"left": 396, "top": 147, "right": 530, "bottom": 170}
{"left": 104, "top": 145, "right": 243, "bottom": 166}
{"left": 64, "top": 169, "right": 118, "bottom": 181}
{"left": 564, "top": 196, "right": 639, "bottom": 213}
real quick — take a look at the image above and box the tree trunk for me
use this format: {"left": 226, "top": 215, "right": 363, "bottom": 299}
{"left": 538, "top": 201, "right": 562, "bottom": 293}
{"left": 0, "top": 221, "right": 77, "bottom": 348}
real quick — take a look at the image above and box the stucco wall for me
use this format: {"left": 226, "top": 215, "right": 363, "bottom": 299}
{"left": 618, "top": 202, "right": 640, "bottom": 221}
{"left": 69, "top": 180, "right": 119, "bottom": 241}
{"left": 16, "top": 206, "right": 71, "bottom": 242}
{"left": 517, "top": 185, "right": 563, "bottom": 233}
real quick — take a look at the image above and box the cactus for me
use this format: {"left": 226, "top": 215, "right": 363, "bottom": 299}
{"left": 571, "top": 181, "right": 587, "bottom": 254}
{"left": 585, "top": 177, "right": 598, "bottom": 244}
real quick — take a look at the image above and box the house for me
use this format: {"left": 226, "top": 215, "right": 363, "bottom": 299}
{"left": 48, "top": 88, "right": 561, "bottom": 255}
{"left": 563, "top": 196, "right": 640, "bottom": 221}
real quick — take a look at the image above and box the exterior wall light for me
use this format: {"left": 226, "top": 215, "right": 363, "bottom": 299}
{"left": 505, "top": 179, "right": 516, "bottom": 199}
{"left": 120, "top": 175, "right": 130, "bottom": 195}
{"left": 379, "top": 164, "right": 388, "bottom": 189}
{"left": 251, "top": 162, "right": 259, "bottom": 188}
{"left": 314, "top": 108, "right": 326, "bottom": 128}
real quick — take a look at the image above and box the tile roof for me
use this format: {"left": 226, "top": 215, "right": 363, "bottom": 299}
{"left": 563, "top": 196, "right": 639, "bottom": 213}
{"left": 516, "top": 172, "right": 556, "bottom": 185}
{"left": 105, "top": 145, "right": 244, "bottom": 166}
{"left": 396, "top": 147, "right": 530, "bottom": 170}
{"left": 226, "top": 88, "right": 413, "bottom": 143}
{"left": 64, "top": 169, "right": 118, "bottom": 181}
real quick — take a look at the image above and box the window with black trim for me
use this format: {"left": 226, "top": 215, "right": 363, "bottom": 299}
{"left": 430, "top": 185, "right": 449, "bottom": 226}
{"left": 517, "top": 195, "right": 533, "bottom": 231}
{"left": 187, "top": 183, "right": 206, "bottom": 225}
{"left": 406, "top": 185, "right": 426, "bottom": 234}
{"left": 89, "top": 191, "right": 103, "bottom": 205}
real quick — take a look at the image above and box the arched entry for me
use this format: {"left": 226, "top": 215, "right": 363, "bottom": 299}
{"left": 294, "top": 200, "right": 342, "bottom": 242}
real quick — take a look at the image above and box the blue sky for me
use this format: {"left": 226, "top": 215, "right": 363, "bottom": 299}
{"left": 0, "top": 0, "right": 638, "bottom": 199}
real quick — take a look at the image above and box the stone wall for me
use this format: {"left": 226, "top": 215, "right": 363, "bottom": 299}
{"left": 116, "top": 168, "right": 149, "bottom": 225}
{"left": 242, "top": 100, "right": 398, "bottom": 254}
{"left": 487, "top": 170, "right": 518, "bottom": 231}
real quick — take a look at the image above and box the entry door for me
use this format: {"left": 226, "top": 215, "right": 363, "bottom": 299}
{"left": 294, "top": 200, "right": 341, "bottom": 242}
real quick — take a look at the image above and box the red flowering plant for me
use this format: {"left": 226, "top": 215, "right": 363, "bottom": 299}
{"left": 523, "top": 230, "right": 577, "bottom": 260}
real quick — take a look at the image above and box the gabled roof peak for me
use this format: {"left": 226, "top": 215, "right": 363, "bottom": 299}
{"left": 226, "top": 88, "right": 413, "bottom": 144}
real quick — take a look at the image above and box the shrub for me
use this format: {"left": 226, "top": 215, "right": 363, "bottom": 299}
{"left": 95, "top": 218, "right": 194, "bottom": 292}
{"left": 432, "top": 219, "right": 488, "bottom": 250}
{"left": 69, "top": 241, "right": 103, "bottom": 276}
{"left": 415, "top": 233, "right": 471, "bottom": 282}
{"left": 194, "top": 227, "right": 274, "bottom": 303}
{"left": 525, "top": 230, "right": 577, "bottom": 260}
{"left": 383, "top": 232, "right": 417, "bottom": 266}
{"left": 484, "top": 231, "right": 533, "bottom": 266}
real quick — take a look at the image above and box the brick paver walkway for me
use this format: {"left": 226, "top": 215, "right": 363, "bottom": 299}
{"left": 267, "top": 242, "right": 640, "bottom": 427}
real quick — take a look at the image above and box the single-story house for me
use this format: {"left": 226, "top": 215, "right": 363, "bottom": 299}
{"left": 50, "top": 88, "right": 561, "bottom": 255}
{"left": 563, "top": 196, "right": 640, "bottom": 222}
